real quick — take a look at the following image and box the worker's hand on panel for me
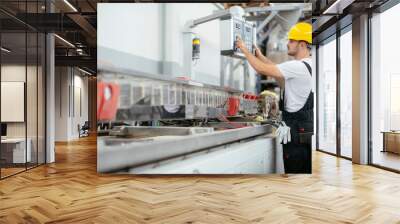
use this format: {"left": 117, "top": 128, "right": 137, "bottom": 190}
{"left": 235, "top": 36, "right": 246, "bottom": 51}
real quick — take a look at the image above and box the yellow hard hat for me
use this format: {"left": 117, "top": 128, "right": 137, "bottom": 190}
{"left": 288, "top": 22, "right": 312, "bottom": 44}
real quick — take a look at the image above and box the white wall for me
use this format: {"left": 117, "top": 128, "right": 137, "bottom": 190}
{"left": 164, "top": 4, "right": 222, "bottom": 84}
{"left": 55, "top": 67, "right": 89, "bottom": 141}
{"left": 55, "top": 67, "right": 68, "bottom": 141}
{"left": 71, "top": 74, "right": 89, "bottom": 138}
{"left": 98, "top": 4, "right": 162, "bottom": 62}
{"left": 98, "top": 3, "right": 257, "bottom": 92}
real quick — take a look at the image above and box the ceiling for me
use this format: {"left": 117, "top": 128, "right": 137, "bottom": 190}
{"left": 0, "top": 0, "right": 99, "bottom": 72}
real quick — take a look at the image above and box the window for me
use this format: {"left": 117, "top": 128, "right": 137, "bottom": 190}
{"left": 1, "top": 31, "right": 28, "bottom": 177}
{"left": 339, "top": 28, "right": 352, "bottom": 158}
{"left": 0, "top": 2, "right": 47, "bottom": 179}
{"left": 370, "top": 2, "right": 400, "bottom": 171}
{"left": 318, "top": 36, "right": 337, "bottom": 154}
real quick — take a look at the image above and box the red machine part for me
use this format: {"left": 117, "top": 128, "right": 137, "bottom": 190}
{"left": 97, "top": 81, "right": 120, "bottom": 121}
{"left": 227, "top": 96, "right": 240, "bottom": 116}
{"left": 243, "top": 92, "right": 257, "bottom": 101}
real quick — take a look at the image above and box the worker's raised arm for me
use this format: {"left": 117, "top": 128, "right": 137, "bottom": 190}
{"left": 254, "top": 45, "right": 273, "bottom": 65}
{"left": 236, "top": 38, "right": 284, "bottom": 87}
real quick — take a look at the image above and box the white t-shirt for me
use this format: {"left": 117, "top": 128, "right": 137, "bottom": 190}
{"left": 277, "top": 57, "right": 312, "bottom": 113}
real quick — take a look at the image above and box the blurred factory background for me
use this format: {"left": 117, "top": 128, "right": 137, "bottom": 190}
{"left": 96, "top": 3, "right": 313, "bottom": 174}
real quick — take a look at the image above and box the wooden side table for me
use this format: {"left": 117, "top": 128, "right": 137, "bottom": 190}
{"left": 381, "top": 131, "right": 400, "bottom": 154}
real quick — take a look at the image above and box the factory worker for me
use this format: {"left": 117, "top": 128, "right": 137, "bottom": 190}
{"left": 236, "top": 22, "right": 313, "bottom": 174}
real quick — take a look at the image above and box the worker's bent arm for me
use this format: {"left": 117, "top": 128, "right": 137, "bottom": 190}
{"left": 257, "top": 54, "right": 274, "bottom": 64}
{"left": 255, "top": 48, "right": 274, "bottom": 64}
{"left": 242, "top": 48, "right": 285, "bottom": 87}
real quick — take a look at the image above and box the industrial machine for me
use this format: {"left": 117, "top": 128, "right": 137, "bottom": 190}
{"left": 97, "top": 74, "right": 282, "bottom": 174}
{"left": 97, "top": 6, "right": 284, "bottom": 174}
{"left": 97, "top": 73, "right": 264, "bottom": 123}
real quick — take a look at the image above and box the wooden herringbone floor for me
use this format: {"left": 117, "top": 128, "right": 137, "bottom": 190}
{"left": 1, "top": 136, "right": 400, "bottom": 224}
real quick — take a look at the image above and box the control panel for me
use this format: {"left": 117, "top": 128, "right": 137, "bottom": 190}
{"left": 220, "top": 17, "right": 256, "bottom": 58}
{"left": 242, "top": 22, "right": 254, "bottom": 53}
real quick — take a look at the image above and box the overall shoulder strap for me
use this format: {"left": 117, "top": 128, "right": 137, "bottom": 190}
{"left": 302, "top": 61, "right": 312, "bottom": 76}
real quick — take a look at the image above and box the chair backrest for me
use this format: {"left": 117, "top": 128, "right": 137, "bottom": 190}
{"left": 82, "top": 121, "right": 90, "bottom": 129}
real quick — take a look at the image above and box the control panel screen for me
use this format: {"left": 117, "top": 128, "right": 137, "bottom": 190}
{"left": 233, "top": 20, "right": 254, "bottom": 54}
{"left": 220, "top": 18, "right": 256, "bottom": 58}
